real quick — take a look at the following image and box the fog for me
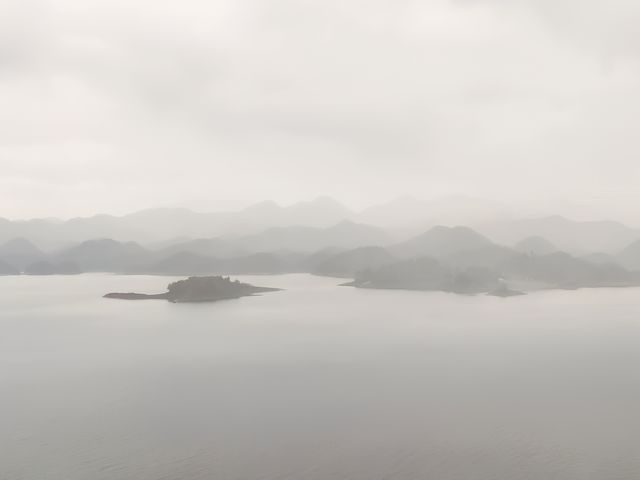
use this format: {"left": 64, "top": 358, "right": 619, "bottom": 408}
{"left": 2, "top": 0, "right": 640, "bottom": 221}
{"left": 3, "top": 3, "right": 640, "bottom": 479}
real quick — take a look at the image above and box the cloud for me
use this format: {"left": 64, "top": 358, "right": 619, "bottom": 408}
{"left": 1, "top": 0, "right": 639, "bottom": 220}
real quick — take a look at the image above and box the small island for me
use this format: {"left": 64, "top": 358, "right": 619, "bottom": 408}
{"left": 104, "top": 276, "right": 281, "bottom": 303}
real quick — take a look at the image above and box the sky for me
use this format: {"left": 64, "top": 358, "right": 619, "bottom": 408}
{"left": 1, "top": 0, "right": 640, "bottom": 221}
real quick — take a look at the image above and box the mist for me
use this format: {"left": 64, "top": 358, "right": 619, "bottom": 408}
{"left": 2, "top": 1, "right": 640, "bottom": 479}
{"left": 2, "top": 0, "right": 640, "bottom": 221}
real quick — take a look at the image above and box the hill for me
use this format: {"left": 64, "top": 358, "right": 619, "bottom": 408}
{"left": 503, "top": 252, "right": 635, "bottom": 289}
{"left": 158, "top": 237, "right": 247, "bottom": 259}
{"left": 141, "top": 251, "right": 304, "bottom": 276}
{"left": 514, "top": 236, "right": 558, "bottom": 255}
{"left": 479, "top": 216, "right": 639, "bottom": 254}
{"left": 347, "top": 257, "right": 501, "bottom": 294}
{"left": 314, "top": 246, "right": 396, "bottom": 278}
{"left": 24, "top": 261, "right": 81, "bottom": 275}
{"left": 0, "top": 260, "right": 19, "bottom": 275}
{"left": 357, "top": 195, "right": 511, "bottom": 228}
{"left": 390, "top": 226, "right": 495, "bottom": 259}
{"left": 0, "top": 197, "right": 354, "bottom": 248}
{"left": 0, "top": 238, "right": 46, "bottom": 271}
{"left": 56, "top": 239, "right": 153, "bottom": 272}
{"left": 616, "top": 240, "right": 640, "bottom": 271}
{"left": 141, "top": 252, "right": 220, "bottom": 275}
{"left": 233, "top": 221, "right": 391, "bottom": 253}
{"left": 346, "top": 249, "right": 638, "bottom": 294}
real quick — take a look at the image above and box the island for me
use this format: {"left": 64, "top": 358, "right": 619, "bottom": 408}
{"left": 104, "top": 276, "right": 281, "bottom": 303}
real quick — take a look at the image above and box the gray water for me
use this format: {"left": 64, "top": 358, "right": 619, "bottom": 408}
{"left": 1, "top": 273, "right": 639, "bottom": 480}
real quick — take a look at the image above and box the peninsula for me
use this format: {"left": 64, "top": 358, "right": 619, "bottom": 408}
{"left": 104, "top": 276, "right": 281, "bottom": 303}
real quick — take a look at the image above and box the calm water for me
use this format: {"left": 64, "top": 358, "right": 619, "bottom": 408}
{"left": 1, "top": 273, "right": 639, "bottom": 480}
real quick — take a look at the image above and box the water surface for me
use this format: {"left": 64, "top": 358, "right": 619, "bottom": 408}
{"left": 1, "top": 274, "right": 639, "bottom": 479}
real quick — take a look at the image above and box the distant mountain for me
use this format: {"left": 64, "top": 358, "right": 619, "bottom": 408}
{"left": 24, "top": 260, "right": 81, "bottom": 275}
{"left": 445, "top": 244, "right": 519, "bottom": 270}
{"left": 356, "top": 197, "right": 433, "bottom": 229}
{"left": 158, "top": 238, "right": 247, "bottom": 259}
{"left": 301, "top": 247, "right": 346, "bottom": 271}
{"left": 347, "top": 249, "right": 637, "bottom": 294}
{"left": 514, "top": 236, "right": 558, "bottom": 256}
{"left": 56, "top": 239, "right": 153, "bottom": 272}
{"left": 582, "top": 252, "right": 620, "bottom": 266}
{"left": 232, "top": 221, "right": 391, "bottom": 253}
{"left": 503, "top": 252, "right": 635, "bottom": 289}
{"left": 0, "top": 238, "right": 46, "bottom": 271}
{"left": 389, "top": 226, "right": 495, "bottom": 259}
{"left": 350, "top": 257, "right": 453, "bottom": 290}
{"left": 141, "top": 251, "right": 304, "bottom": 276}
{"left": 616, "top": 240, "right": 640, "bottom": 271}
{"left": 148, "top": 221, "right": 389, "bottom": 261}
{"left": 232, "top": 196, "right": 353, "bottom": 230}
{"left": 478, "top": 216, "right": 639, "bottom": 254}
{"left": 114, "top": 208, "right": 228, "bottom": 241}
{"left": 220, "top": 252, "right": 303, "bottom": 274}
{"left": 314, "top": 246, "right": 396, "bottom": 278}
{"left": 347, "top": 257, "right": 501, "bottom": 294}
{"left": 143, "top": 252, "right": 220, "bottom": 276}
{"left": 357, "top": 195, "right": 511, "bottom": 228}
{"left": 0, "top": 260, "right": 19, "bottom": 275}
{"left": 0, "top": 197, "right": 354, "bottom": 248}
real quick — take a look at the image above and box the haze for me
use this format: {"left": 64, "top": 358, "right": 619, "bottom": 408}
{"left": 2, "top": 0, "right": 640, "bottom": 221}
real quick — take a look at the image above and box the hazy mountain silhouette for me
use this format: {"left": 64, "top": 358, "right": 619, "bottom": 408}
{"left": 24, "top": 260, "right": 81, "bottom": 275}
{"left": 0, "top": 197, "right": 355, "bottom": 248}
{"left": 56, "top": 239, "right": 153, "bottom": 272}
{"left": 5, "top": 199, "right": 639, "bottom": 256}
{"left": 220, "top": 252, "right": 303, "bottom": 274}
{"left": 142, "top": 252, "right": 220, "bottom": 275}
{"left": 356, "top": 196, "right": 433, "bottom": 229}
{"left": 0, "top": 238, "right": 46, "bottom": 271}
{"left": 347, "top": 257, "right": 501, "bottom": 294}
{"left": 233, "top": 221, "right": 391, "bottom": 253}
{"left": 479, "top": 216, "right": 639, "bottom": 254}
{"left": 314, "top": 246, "right": 396, "bottom": 278}
{"left": 445, "top": 244, "right": 519, "bottom": 270}
{"left": 503, "top": 252, "right": 635, "bottom": 289}
{"left": 390, "top": 226, "right": 494, "bottom": 259}
{"left": 3, "top": 200, "right": 640, "bottom": 289}
{"left": 142, "top": 251, "right": 304, "bottom": 276}
{"left": 233, "top": 197, "right": 353, "bottom": 230}
{"left": 296, "top": 247, "right": 344, "bottom": 271}
{"left": 581, "top": 252, "right": 621, "bottom": 266}
{"left": 616, "top": 240, "right": 640, "bottom": 271}
{"left": 0, "top": 259, "right": 19, "bottom": 275}
{"left": 357, "top": 195, "right": 511, "bottom": 228}
{"left": 158, "top": 238, "right": 247, "bottom": 259}
{"left": 513, "top": 236, "right": 559, "bottom": 256}
{"left": 348, "top": 248, "right": 637, "bottom": 293}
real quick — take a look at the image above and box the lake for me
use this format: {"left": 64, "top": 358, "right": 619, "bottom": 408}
{"left": 1, "top": 273, "right": 639, "bottom": 479}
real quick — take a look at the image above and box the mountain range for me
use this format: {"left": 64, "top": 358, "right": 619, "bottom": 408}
{"left": 2, "top": 222, "right": 640, "bottom": 296}
{"left": 477, "top": 216, "right": 639, "bottom": 255}
{"left": 3, "top": 196, "right": 640, "bottom": 295}
{"left": 2, "top": 197, "right": 639, "bottom": 256}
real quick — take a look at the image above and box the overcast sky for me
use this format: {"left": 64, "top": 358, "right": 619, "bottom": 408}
{"left": 1, "top": 0, "right": 640, "bottom": 221}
